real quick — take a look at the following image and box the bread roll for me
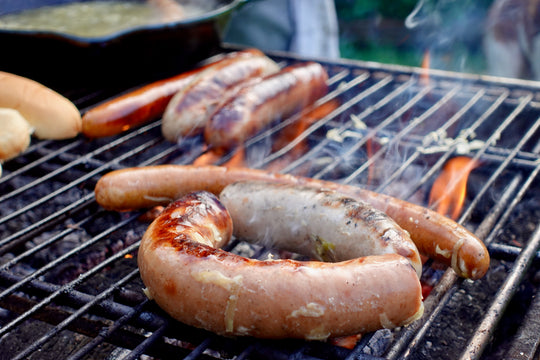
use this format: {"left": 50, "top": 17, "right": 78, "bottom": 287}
{"left": 0, "top": 71, "right": 81, "bottom": 139}
{"left": 0, "top": 108, "right": 32, "bottom": 161}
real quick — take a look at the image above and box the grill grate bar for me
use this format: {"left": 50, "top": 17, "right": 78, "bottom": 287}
{"left": 457, "top": 97, "right": 538, "bottom": 224}
{"left": 340, "top": 85, "right": 462, "bottom": 183}
{"left": 385, "top": 172, "right": 525, "bottom": 359}
{"left": 236, "top": 70, "right": 373, "bottom": 169}
{"left": 1, "top": 51, "right": 540, "bottom": 359}
{"left": 373, "top": 88, "right": 486, "bottom": 193}
{"left": 10, "top": 268, "right": 141, "bottom": 360}
{"left": 0, "top": 216, "right": 140, "bottom": 338}
{"left": 503, "top": 287, "right": 540, "bottom": 359}
{"left": 0, "top": 193, "right": 95, "bottom": 254}
{"left": 460, "top": 223, "right": 540, "bottom": 360}
{"left": 278, "top": 76, "right": 417, "bottom": 175}
{"left": 67, "top": 298, "right": 152, "bottom": 360}
{"left": 0, "top": 214, "right": 94, "bottom": 270}
{"left": 394, "top": 90, "right": 511, "bottom": 202}
{"left": 313, "top": 84, "right": 437, "bottom": 181}
{"left": 0, "top": 140, "right": 83, "bottom": 186}
{"left": 0, "top": 135, "right": 162, "bottom": 228}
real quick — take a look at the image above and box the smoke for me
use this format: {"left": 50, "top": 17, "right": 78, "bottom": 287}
{"left": 404, "top": 0, "right": 491, "bottom": 74}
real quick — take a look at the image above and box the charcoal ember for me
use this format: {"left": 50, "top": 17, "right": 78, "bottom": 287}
{"left": 361, "top": 329, "right": 393, "bottom": 356}
{"left": 416, "top": 260, "right": 511, "bottom": 360}
{"left": 26, "top": 223, "right": 91, "bottom": 269}
{"left": 0, "top": 174, "right": 91, "bottom": 238}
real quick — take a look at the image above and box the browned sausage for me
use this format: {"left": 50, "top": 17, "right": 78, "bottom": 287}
{"left": 81, "top": 49, "right": 266, "bottom": 138}
{"left": 219, "top": 181, "right": 422, "bottom": 277}
{"left": 95, "top": 165, "right": 490, "bottom": 279}
{"left": 161, "top": 52, "right": 280, "bottom": 142}
{"left": 138, "top": 190, "right": 424, "bottom": 339}
{"left": 204, "top": 62, "right": 328, "bottom": 149}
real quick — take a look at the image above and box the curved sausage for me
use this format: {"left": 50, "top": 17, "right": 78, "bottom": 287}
{"left": 82, "top": 49, "right": 265, "bottom": 138}
{"left": 95, "top": 165, "right": 490, "bottom": 279}
{"left": 138, "top": 190, "right": 424, "bottom": 339}
{"left": 204, "top": 62, "right": 328, "bottom": 149}
{"left": 220, "top": 181, "right": 422, "bottom": 277}
{"left": 161, "top": 52, "right": 280, "bottom": 142}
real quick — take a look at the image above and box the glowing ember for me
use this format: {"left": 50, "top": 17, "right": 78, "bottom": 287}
{"left": 266, "top": 99, "right": 340, "bottom": 172}
{"left": 420, "top": 49, "right": 430, "bottom": 86}
{"left": 428, "top": 156, "right": 479, "bottom": 220}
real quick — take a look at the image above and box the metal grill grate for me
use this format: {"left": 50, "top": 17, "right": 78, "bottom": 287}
{"left": 0, "top": 48, "right": 539, "bottom": 359}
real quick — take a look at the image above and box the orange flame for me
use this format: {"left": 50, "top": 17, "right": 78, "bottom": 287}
{"left": 192, "top": 146, "right": 225, "bottom": 166}
{"left": 428, "top": 156, "right": 479, "bottom": 220}
{"left": 266, "top": 99, "right": 340, "bottom": 172}
{"left": 192, "top": 99, "right": 340, "bottom": 171}
{"left": 420, "top": 50, "right": 430, "bottom": 86}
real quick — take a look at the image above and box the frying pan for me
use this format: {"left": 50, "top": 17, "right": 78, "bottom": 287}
{"left": 0, "top": 0, "right": 246, "bottom": 96}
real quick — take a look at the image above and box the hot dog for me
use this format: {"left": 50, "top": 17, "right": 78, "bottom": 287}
{"left": 0, "top": 71, "right": 81, "bottom": 139}
{"left": 220, "top": 181, "right": 422, "bottom": 277}
{"left": 138, "top": 190, "right": 424, "bottom": 339}
{"left": 204, "top": 62, "right": 328, "bottom": 149}
{"left": 95, "top": 165, "right": 490, "bottom": 279}
{"left": 82, "top": 49, "right": 266, "bottom": 138}
{"left": 161, "top": 51, "right": 280, "bottom": 142}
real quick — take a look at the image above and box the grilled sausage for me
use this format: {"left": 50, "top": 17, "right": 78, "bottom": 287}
{"left": 94, "top": 165, "right": 490, "bottom": 279}
{"left": 161, "top": 51, "right": 280, "bottom": 142}
{"left": 204, "top": 62, "right": 328, "bottom": 149}
{"left": 220, "top": 181, "right": 422, "bottom": 277}
{"left": 138, "top": 190, "right": 424, "bottom": 339}
{"left": 82, "top": 49, "right": 265, "bottom": 138}
{"left": 0, "top": 71, "right": 81, "bottom": 139}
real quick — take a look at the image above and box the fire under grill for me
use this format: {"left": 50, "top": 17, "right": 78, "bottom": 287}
{"left": 1, "top": 48, "right": 540, "bottom": 360}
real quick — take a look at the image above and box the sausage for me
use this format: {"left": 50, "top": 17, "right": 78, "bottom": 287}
{"left": 0, "top": 71, "right": 81, "bottom": 139}
{"left": 94, "top": 165, "right": 490, "bottom": 279}
{"left": 0, "top": 108, "right": 32, "bottom": 162}
{"left": 138, "top": 190, "right": 424, "bottom": 339}
{"left": 161, "top": 52, "right": 280, "bottom": 142}
{"left": 219, "top": 181, "right": 422, "bottom": 277}
{"left": 82, "top": 49, "right": 265, "bottom": 138}
{"left": 204, "top": 62, "right": 328, "bottom": 149}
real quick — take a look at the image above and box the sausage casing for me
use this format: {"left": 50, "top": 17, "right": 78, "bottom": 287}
{"left": 82, "top": 49, "right": 265, "bottom": 138}
{"left": 161, "top": 51, "right": 280, "bottom": 142}
{"left": 204, "top": 62, "right": 328, "bottom": 149}
{"left": 219, "top": 181, "right": 422, "bottom": 277}
{"left": 138, "top": 191, "right": 423, "bottom": 339}
{"left": 95, "top": 165, "right": 490, "bottom": 279}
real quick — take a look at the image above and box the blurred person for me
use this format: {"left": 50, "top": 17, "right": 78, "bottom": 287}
{"left": 223, "top": 0, "right": 340, "bottom": 59}
{"left": 483, "top": 0, "right": 540, "bottom": 80}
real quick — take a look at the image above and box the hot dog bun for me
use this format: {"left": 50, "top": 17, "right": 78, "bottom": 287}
{"left": 0, "top": 71, "right": 81, "bottom": 139}
{"left": 0, "top": 108, "right": 32, "bottom": 161}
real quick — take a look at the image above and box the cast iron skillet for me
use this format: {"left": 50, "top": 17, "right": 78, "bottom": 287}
{"left": 0, "top": 0, "right": 246, "bottom": 97}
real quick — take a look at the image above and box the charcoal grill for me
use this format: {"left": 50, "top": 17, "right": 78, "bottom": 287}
{"left": 1, "top": 46, "right": 539, "bottom": 360}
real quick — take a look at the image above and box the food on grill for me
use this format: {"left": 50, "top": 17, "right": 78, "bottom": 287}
{"left": 0, "top": 108, "right": 32, "bottom": 161}
{"left": 204, "top": 62, "right": 329, "bottom": 150}
{"left": 220, "top": 181, "right": 422, "bottom": 277}
{"left": 0, "top": 0, "right": 216, "bottom": 37}
{"left": 161, "top": 50, "right": 280, "bottom": 142}
{"left": 82, "top": 49, "right": 264, "bottom": 138}
{"left": 138, "top": 190, "right": 424, "bottom": 339}
{"left": 0, "top": 71, "right": 81, "bottom": 139}
{"left": 95, "top": 165, "right": 490, "bottom": 279}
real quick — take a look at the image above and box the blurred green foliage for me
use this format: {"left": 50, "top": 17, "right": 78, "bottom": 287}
{"left": 335, "top": 0, "right": 418, "bottom": 20}
{"left": 335, "top": 0, "right": 494, "bottom": 74}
